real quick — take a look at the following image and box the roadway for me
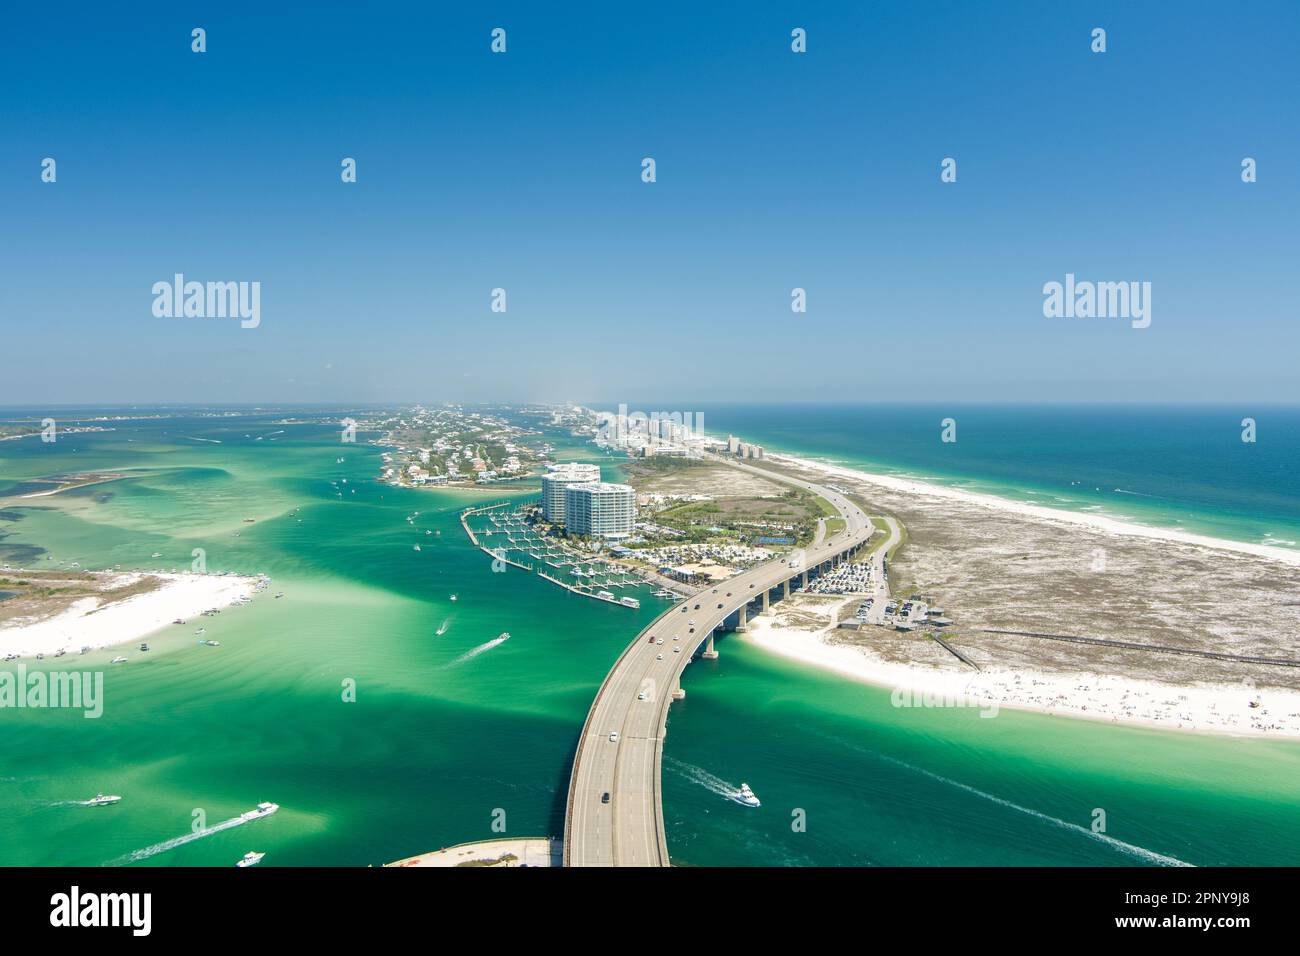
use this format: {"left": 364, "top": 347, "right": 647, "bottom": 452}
{"left": 563, "top": 457, "right": 876, "bottom": 866}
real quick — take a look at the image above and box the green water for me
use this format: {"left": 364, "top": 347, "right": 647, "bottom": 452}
{"left": 2, "top": 413, "right": 1298, "bottom": 866}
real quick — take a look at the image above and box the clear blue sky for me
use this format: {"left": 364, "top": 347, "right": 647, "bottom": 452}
{"left": 2, "top": 1, "right": 1297, "bottom": 405}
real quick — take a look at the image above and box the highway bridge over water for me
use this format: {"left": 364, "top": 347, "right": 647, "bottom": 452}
{"left": 563, "top": 458, "right": 884, "bottom": 866}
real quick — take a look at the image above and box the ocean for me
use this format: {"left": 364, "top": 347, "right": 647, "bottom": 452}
{"left": 1, "top": 406, "right": 1298, "bottom": 866}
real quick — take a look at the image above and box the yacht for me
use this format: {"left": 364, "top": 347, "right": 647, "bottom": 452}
{"left": 735, "top": 783, "right": 761, "bottom": 808}
{"left": 240, "top": 802, "right": 280, "bottom": 821}
{"left": 84, "top": 794, "right": 122, "bottom": 807}
{"left": 619, "top": 596, "right": 641, "bottom": 609}
{"left": 236, "top": 851, "right": 266, "bottom": 868}
{"left": 3, "top": 653, "right": 18, "bottom": 662}
{"left": 202, "top": 639, "right": 221, "bottom": 647}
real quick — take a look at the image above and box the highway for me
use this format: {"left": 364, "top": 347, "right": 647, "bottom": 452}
{"left": 563, "top": 458, "right": 876, "bottom": 866}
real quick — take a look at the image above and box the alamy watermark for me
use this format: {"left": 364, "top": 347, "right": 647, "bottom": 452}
{"left": 0, "top": 665, "right": 104, "bottom": 718}
{"left": 152, "top": 274, "right": 261, "bottom": 329}
{"left": 1043, "top": 273, "right": 1150, "bottom": 329}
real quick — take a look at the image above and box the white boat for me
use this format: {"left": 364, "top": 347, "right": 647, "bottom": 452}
{"left": 3, "top": 653, "right": 18, "bottom": 662}
{"left": 202, "top": 640, "right": 221, "bottom": 647}
{"left": 449, "top": 594, "right": 457, "bottom": 601}
{"left": 236, "top": 851, "right": 265, "bottom": 868}
{"left": 83, "top": 793, "right": 122, "bottom": 807}
{"left": 619, "top": 596, "right": 641, "bottom": 609}
{"left": 735, "top": 783, "right": 761, "bottom": 807}
{"left": 110, "top": 656, "right": 128, "bottom": 664}
{"left": 239, "top": 801, "right": 280, "bottom": 821}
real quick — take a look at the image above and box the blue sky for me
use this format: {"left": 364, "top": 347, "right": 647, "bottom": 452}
{"left": 2, "top": 1, "right": 1297, "bottom": 405}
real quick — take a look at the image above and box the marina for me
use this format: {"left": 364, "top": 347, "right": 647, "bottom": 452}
{"left": 460, "top": 500, "right": 663, "bottom": 609}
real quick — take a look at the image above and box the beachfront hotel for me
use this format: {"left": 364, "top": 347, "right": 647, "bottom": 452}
{"left": 540, "top": 463, "right": 601, "bottom": 524}
{"left": 564, "top": 482, "right": 636, "bottom": 538}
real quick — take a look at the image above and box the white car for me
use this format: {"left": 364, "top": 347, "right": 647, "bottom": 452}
{"left": 673, "top": 646, "right": 681, "bottom": 654}
{"left": 656, "top": 654, "right": 663, "bottom": 660}
{"left": 688, "top": 620, "right": 695, "bottom": 627}
{"left": 656, "top": 638, "right": 664, "bottom": 645}
{"left": 609, "top": 731, "right": 619, "bottom": 743}
{"left": 637, "top": 691, "right": 647, "bottom": 701}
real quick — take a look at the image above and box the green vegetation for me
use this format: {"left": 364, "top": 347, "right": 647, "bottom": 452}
{"left": 456, "top": 853, "right": 519, "bottom": 867}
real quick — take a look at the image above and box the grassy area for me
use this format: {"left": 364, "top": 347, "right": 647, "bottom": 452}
{"left": 651, "top": 487, "right": 827, "bottom": 546}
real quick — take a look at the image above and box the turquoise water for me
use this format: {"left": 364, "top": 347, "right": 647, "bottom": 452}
{"left": 2, "top": 407, "right": 1298, "bottom": 867}
{"left": 609, "top": 403, "right": 1300, "bottom": 550}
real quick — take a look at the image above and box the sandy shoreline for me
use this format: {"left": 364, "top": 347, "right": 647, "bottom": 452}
{"left": 766, "top": 452, "right": 1300, "bottom": 567}
{"left": 0, "top": 571, "right": 261, "bottom": 658}
{"left": 744, "top": 601, "right": 1300, "bottom": 739}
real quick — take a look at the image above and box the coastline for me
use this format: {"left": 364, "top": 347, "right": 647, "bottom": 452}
{"left": 0, "top": 570, "right": 261, "bottom": 658}
{"left": 743, "top": 605, "right": 1300, "bottom": 739}
{"left": 764, "top": 451, "right": 1300, "bottom": 567}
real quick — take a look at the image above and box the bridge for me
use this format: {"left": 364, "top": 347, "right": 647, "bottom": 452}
{"left": 563, "top": 458, "right": 879, "bottom": 866}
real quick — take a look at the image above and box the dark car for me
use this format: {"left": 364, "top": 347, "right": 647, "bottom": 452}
{"left": 694, "top": 603, "right": 700, "bottom": 609}
{"left": 647, "top": 635, "right": 655, "bottom": 643}
{"left": 717, "top": 603, "right": 723, "bottom": 609}
{"left": 601, "top": 792, "right": 611, "bottom": 804}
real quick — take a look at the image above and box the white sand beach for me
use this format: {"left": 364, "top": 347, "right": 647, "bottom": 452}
{"left": 744, "top": 603, "right": 1300, "bottom": 739}
{"left": 768, "top": 452, "right": 1300, "bottom": 567}
{"left": 0, "top": 571, "right": 260, "bottom": 658}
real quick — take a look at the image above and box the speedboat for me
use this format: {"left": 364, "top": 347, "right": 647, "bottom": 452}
{"left": 3, "top": 653, "right": 18, "bottom": 662}
{"left": 139, "top": 643, "right": 149, "bottom": 652}
{"left": 240, "top": 802, "right": 279, "bottom": 821}
{"left": 236, "top": 851, "right": 265, "bottom": 868}
{"left": 110, "top": 656, "right": 128, "bottom": 664}
{"left": 735, "top": 783, "right": 761, "bottom": 808}
{"left": 84, "top": 793, "right": 122, "bottom": 807}
{"left": 202, "top": 640, "right": 221, "bottom": 647}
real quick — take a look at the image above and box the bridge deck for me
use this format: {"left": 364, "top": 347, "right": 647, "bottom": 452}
{"left": 563, "top": 458, "right": 878, "bottom": 866}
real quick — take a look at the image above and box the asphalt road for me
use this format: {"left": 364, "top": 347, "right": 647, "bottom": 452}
{"left": 563, "top": 458, "right": 875, "bottom": 866}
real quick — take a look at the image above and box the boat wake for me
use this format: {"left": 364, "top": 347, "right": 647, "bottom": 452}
{"left": 445, "top": 633, "right": 510, "bottom": 667}
{"left": 877, "top": 754, "right": 1192, "bottom": 867}
{"left": 107, "top": 805, "right": 277, "bottom": 866}
{"left": 665, "top": 758, "right": 748, "bottom": 805}
{"left": 435, "top": 619, "right": 451, "bottom": 636}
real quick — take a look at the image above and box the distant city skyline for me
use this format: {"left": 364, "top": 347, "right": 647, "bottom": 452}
{"left": 3, "top": 2, "right": 1298, "bottom": 405}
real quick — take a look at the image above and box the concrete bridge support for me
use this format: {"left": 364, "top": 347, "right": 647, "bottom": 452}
{"left": 801, "top": 570, "right": 809, "bottom": 589}
{"left": 782, "top": 579, "right": 790, "bottom": 599}
{"left": 702, "top": 631, "right": 718, "bottom": 660}
{"left": 672, "top": 680, "right": 686, "bottom": 701}
{"left": 735, "top": 605, "right": 748, "bottom": 632}
{"left": 761, "top": 589, "right": 770, "bottom": 611}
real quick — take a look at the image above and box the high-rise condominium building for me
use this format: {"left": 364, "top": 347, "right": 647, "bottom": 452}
{"left": 541, "top": 463, "right": 601, "bottom": 523}
{"left": 564, "top": 482, "right": 635, "bottom": 538}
